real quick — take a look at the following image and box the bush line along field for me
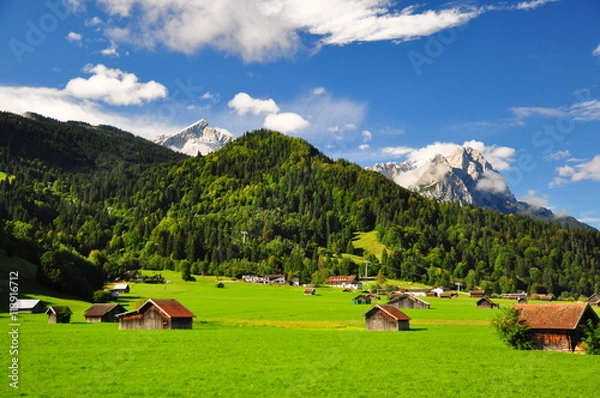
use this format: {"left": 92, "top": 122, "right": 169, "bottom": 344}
{"left": 5, "top": 274, "right": 599, "bottom": 397}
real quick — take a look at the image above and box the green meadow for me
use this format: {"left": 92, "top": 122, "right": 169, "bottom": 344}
{"left": 4, "top": 273, "right": 600, "bottom": 397}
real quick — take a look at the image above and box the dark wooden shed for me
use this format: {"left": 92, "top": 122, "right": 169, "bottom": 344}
{"left": 364, "top": 305, "right": 411, "bottom": 331}
{"left": 587, "top": 294, "right": 600, "bottom": 307}
{"left": 476, "top": 297, "right": 500, "bottom": 309}
{"left": 116, "top": 299, "right": 195, "bottom": 330}
{"left": 84, "top": 303, "right": 126, "bottom": 322}
{"left": 45, "top": 306, "right": 72, "bottom": 324}
{"left": 514, "top": 303, "right": 600, "bottom": 352}
{"left": 304, "top": 288, "right": 316, "bottom": 295}
{"left": 387, "top": 294, "right": 430, "bottom": 309}
{"left": 353, "top": 294, "right": 371, "bottom": 305}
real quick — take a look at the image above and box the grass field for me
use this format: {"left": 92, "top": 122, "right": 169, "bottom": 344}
{"left": 3, "top": 271, "right": 600, "bottom": 397}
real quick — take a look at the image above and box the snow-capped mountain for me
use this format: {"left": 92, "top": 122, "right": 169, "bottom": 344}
{"left": 369, "top": 147, "right": 588, "bottom": 228}
{"left": 153, "top": 119, "right": 233, "bottom": 156}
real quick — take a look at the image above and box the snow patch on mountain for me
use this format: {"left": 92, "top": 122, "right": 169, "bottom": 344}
{"left": 153, "top": 119, "right": 233, "bottom": 156}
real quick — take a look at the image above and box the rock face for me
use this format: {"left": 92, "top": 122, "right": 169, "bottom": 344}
{"left": 369, "top": 146, "right": 588, "bottom": 228}
{"left": 153, "top": 119, "right": 233, "bottom": 156}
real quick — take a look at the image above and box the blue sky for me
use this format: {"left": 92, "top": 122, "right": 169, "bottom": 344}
{"left": 0, "top": 0, "right": 599, "bottom": 228}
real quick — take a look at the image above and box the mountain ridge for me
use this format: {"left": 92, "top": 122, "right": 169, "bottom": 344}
{"left": 369, "top": 146, "right": 590, "bottom": 229}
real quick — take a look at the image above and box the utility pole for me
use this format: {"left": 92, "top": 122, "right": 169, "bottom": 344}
{"left": 364, "top": 260, "right": 371, "bottom": 279}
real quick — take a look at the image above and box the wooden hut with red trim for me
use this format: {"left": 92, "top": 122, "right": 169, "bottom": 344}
{"left": 363, "top": 304, "right": 411, "bottom": 331}
{"left": 84, "top": 303, "right": 126, "bottom": 323}
{"left": 116, "top": 299, "right": 195, "bottom": 330}
{"left": 514, "top": 303, "right": 599, "bottom": 352}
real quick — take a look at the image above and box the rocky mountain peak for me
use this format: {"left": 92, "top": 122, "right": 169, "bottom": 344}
{"left": 153, "top": 119, "right": 233, "bottom": 156}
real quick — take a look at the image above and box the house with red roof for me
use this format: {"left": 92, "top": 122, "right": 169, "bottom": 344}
{"left": 514, "top": 303, "right": 599, "bottom": 352}
{"left": 116, "top": 299, "right": 196, "bottom": 330}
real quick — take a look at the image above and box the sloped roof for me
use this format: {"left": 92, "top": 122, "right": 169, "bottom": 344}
{"left": 476, "top": 297, "right": 497, "bottom": 305}
{"left": 17, "top": 299, "right": 43, "bottom": 309}
{"left": 112, "top": 283, "right": 129, "bottom": 290}
{"left": 118, "top": 299, "right": 195, "bottom": 319}
{"left": 45, "top": 306, "right": 72, "bottom": 315}
{"left": 364, "top": 305, "right": 411, "bottom": 321}
{"left": 388, "top": 294, "right": 430, "bottom": 306}
{"left": 514, "top": 303, "right": 598, "bottom": 330}
{"left": 84, "top": 303, "right": 125, "bottom": 317}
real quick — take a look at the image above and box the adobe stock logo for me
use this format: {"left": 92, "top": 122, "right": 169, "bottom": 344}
{"left": 8, "top": 0, "right": 72, "bottom": 65}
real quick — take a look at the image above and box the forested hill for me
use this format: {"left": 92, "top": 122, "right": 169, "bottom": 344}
{"left": 0, "top": 112, "right": 599, "bottom": 300}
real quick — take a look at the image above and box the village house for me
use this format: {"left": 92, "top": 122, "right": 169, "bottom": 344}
{"left": 514, "top": 303, "right": 600, "bottom": 352}
{"left": 387, "top": 294, "right": 430, "bottom": 309}
{"left": 110, "top": 283, "right": 130, "bottom": 297}
{"left": 364, "top": 304, "right": 411, "bottom": 331}
{"left": 116, "top": 298, "right": 195, "bottom": 330}
{"left": 469, "top": 290, "right": 491, "bottom": 298}
{"left": 500, "top": 293, "right": 528, "bottom": 300}
{"left": 327, "top": 275, "right": 362, "bottom": 290}
{"left": 84, "top": 303, "right": 126, "bottom": 322}
{"left": 17, "top": 299, "right": 46, "bottom": 313}
{"left": 476, "top": 297, "right": 500, "bottom": 309}
{"left": 45, "top": 306, "right": 72, "bottom": 324}
{"left": 241, "top": 273, "right": 287, "bottom": 284}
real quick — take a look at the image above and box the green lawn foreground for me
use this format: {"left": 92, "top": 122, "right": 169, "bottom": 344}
{"left": 3, "top": 275, "right": 600, "bottom": 397}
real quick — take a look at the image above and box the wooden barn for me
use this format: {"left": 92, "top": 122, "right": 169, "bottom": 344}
{"left": 84, "top": 303, "right": 126, "bottom": 323}
{"left": 364, "top": 305, "right": 411, "bottom": 331}
{"left": 353, "top": 295, "right": 371, "bottom": 305}
{"left": 116, "top": 299, "right": 195, "bottom": 330}
{"left": 469, "top": 290, "right": 490, "bottom": 298}
{"left": 304, "top": 288, "right": 316, "bottom": 295}
{"left": 587, "top": 294, "right": 600, "bottom": 307}
{"left": 45, "top": 306, "right": 72, "bottom": 323}
{"left": 327, "top": 275, "right": 362, "bottom": 290}
{"left": 476, "top": 297, "right": 499, "bottom": 309}
{"left": 514, "top": 303, "right": 600, "bottom": 352}
{"left": 387, "top": 294, "right": 430, "bottom": 309}
{"left": 17, "top": 299, "right": 46, "bottom": 313}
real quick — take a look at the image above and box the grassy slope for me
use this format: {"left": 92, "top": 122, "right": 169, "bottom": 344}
{"left": 5, "top": 274, "right": 600, "bottom": 397}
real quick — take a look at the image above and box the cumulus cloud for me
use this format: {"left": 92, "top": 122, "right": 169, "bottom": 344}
{"left": 592, "top": 44, "right": 600, "bottom": 57}
{"left": 64, "top": 64, "right": 167, "bottom": 105}
{"left": 0, "top": 85, "right": 178, "bottom": 139}
{"left": 550, "top": 155, "right": 600, "bottom": 186}
{"left": 263, "top": 112, "right": 310, "bottom": 133}
{"left": 311, "top": 87, "right": 326, "bottom": 95}
{"left": 66, "top": 31, "right": 82, "bottom": 43}
{"left": 228, "top": 92, "right": 280, "bottom": 116}
{"left": 91, "top": 0, "right": 488, "bottom": 62}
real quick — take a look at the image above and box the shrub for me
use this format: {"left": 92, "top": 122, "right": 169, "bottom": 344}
{"left": 92, "top": 290, "right": 113, "bottom": 303}
{"left": 491, "top": 307, "right": 533, "bottom": 350}
{"left": 581, "top": 319, "right": 600, "bottom": 355}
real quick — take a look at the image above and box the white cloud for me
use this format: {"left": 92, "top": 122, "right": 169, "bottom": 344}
{"left": 64, "top": 64, "right": 167, "bottom": 105}
{"left": 227, "top": 92, "right": 280, "bottom": 116}
{"left": 0, "top": 85, "right": 178, "bottom": 139}
{"left": 100, "top": 42, "right": 119, "bottom": 57}
{"left": 545, "top": 150, "right": 571, "bottom": 161}
{"left": 521, "top": 189, "right": 550, "bottom": 208}
{"left": 311, "top": 87, "right": 326, "bottom": 95}
{"left": 380, "top": 140, "right": 515, "bottom": 171}
{"left": 592, "top": 44, "right": 600, "bottom": 57}
{"left": 361, "top": 130, "right": 372, "bottom": 142}
{"left": 66, "top": 31, "right": 82, "bottom": 43}
{"left": 551, "top": 155, "right": 600, "bottom": 186}
{"left": 359, "top": 144, "right": 370, "bottom": 150}
{"left": 263, "top": 112, "right": 310, "bottom": 133}
{"left": 569, "top": 100, "right": 600, "bottom": 121}
{"left": 93, "top": 0, "right": 487, "bottom": 62}
{"left": 516, "top": 0, "right": 559, "bottom": 10}
{"left": 509, "top": 106, "right": 567, "bottom": 120}
{"left": 475, "top": 171, "right": 509, "bottom": 194}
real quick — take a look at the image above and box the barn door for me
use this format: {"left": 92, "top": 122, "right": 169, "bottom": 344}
{"left": 144, "top": 308, "right": 163, "bottom": 329}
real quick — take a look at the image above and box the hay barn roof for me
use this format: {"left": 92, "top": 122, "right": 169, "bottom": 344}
{"left": 118, "top": 299, "right": 195, "bottom": 319}
{"left": 17, "top": 299, "right": 42, "bottom": 309}
{"left": 364, "top": 305, "right": 411, "bottom": 321}
{"left": 45, "top": 306, "right": 72, "bottom": 315}
{"left": 514, "top": 303, "right": 598, "bottom": 330}
{"left": 84, "top": 303, "right": 125, "bottom": 317}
